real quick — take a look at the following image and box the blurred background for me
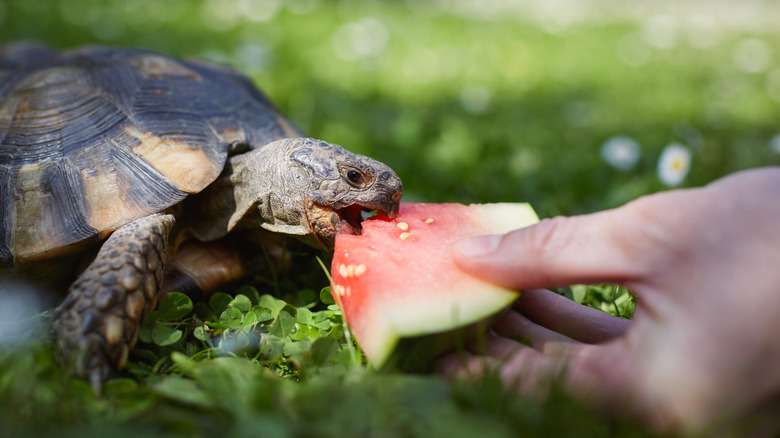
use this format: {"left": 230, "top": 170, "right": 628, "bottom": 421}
{"left": 2, "top": 0, "right": 779, "bottom": 218}
{"left": 2, "top": 2, "right": 780, "bottom": 435}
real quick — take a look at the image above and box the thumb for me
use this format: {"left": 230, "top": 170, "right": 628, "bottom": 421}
{"left": 452, "top": 209, "right": 649, "bottom": 290}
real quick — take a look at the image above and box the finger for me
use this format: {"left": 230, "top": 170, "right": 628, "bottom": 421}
{"left": 438, "top": 340, "right": 642, "bottom": 422}
{"left": 490, "top": 310, "right": 580, "bottom": 354}
{"left": 438, "top": 343, "right": 567, "bottom": 396}
{"left": 437, "top": 350, "right": 493, "bottom": 380}
{"left": 479, "top": 333, "right": 527, "bottom": 359}
{"left": 453, "top": 201, "right": 663, "bottom": 289}
{"left": 515, "top": 289, "right": 630, "bottom": 343}
{"left": 562, "top": 343, "right": 653, "bottom": 427}
{"left": 439, "top": 338, "right": 651, "bottom": 428}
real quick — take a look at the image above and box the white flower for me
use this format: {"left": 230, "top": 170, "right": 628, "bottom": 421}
{"left": 657, "top": 143, "right": 692, "bottom": 186}
{"left": 601, "top": 136, "right": 641, "bottom": 171}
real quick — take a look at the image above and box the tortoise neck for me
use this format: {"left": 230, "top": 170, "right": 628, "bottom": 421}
{"left": 181, "top": 141, "right": 306, "bottom": 242}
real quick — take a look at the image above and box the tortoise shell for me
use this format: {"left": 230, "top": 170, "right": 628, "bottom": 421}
{"left": 0, "top": 44, "right": 301, "bottom": 268}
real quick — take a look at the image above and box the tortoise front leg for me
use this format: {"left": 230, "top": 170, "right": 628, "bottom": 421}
{"left": 53, "top": 213, "right": 174, "bottom": 392}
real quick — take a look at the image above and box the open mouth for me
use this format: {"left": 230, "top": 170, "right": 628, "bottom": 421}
{"left": 336, "top": 204, "right": 377, "bottom": 235}
{"left": 308, "top": 194, "right": 400, "bottom": 249}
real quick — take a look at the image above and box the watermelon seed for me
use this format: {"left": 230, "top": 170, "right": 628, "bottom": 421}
{"left": 355, "top": 264, "right": 367, "bottom": 276}
{"left": 338, "top": 264, "right": 348, "bottom": 278}
{"left": 424, "top": 218, "right": 435, "bottom": 224}
{"left": 396, "top": 221, "right": 409, "bottom": 231}
{"left": 399, "top": 232, "right": 412, "bottom": 240}
{"left": 346, "top": 264, "right": 355, "bottom": 277}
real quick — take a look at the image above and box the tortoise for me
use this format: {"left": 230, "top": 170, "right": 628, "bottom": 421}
{"left": 0, "top": 43, "right": 402, "bottom": 390}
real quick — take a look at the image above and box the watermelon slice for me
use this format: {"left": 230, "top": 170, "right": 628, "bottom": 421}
{"left": 331, "top": 202, "right": 539, "bottom": 369}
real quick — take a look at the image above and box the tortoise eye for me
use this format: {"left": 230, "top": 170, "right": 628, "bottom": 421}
{"left": 347, "top": 170, "right": 363, "bottom": 184}
{"left": 342, "top": 166, "right": 370, "bottom": 188}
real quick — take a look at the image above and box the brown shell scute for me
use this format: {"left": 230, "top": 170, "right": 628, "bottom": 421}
{"left": 12, "top": 160, "right": 95, "bottom": 263}
{"left": 126, "top": 54, "right": 202, "bottom": 81}
{"left": 0, "top": 45, "right": 296, "bottom": 266}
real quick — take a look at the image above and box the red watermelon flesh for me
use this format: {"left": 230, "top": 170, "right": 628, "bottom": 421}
{"left": 331, "top": 202, "right": 539, "bottom": 368}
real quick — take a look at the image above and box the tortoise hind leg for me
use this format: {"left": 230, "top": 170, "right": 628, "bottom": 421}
{"left": 162, "top": 230, "right": 290, "bottom": 297}
{"left": 53, "top": 213, "right": 174, "bottom": 393}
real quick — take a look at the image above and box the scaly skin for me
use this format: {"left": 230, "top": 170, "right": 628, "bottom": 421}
{"left": 52, "top": 214, "right": 174, "bottom": 393}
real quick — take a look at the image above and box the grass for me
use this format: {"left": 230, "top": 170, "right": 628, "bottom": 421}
{"left": 1, "top": 0, "right": 780, "bottom": 436}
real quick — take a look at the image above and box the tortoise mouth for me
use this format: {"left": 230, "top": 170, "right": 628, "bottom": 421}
{"left": 336, "top": 204, "right": 375, "bottom": 235}
{"left": 309, "top": 196, "right": 399, "bottom": 249}
{"left": 306, "top": 202, "right": 380, "bottom": 250}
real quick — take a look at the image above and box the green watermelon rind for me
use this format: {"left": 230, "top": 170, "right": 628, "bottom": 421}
{"left": 333, "top": 202, "right": 539, "bottom": 369}
{"left": 386, "top": 308, "right": 509, "bottom": 372}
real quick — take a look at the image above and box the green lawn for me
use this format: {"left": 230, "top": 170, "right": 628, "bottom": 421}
{"left": 1, "top": 1, "right": 779, "bottom": 436}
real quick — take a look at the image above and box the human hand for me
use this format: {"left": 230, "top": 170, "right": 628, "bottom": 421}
{"left": 439, "top": 167, "right": 780, "bottom": 434}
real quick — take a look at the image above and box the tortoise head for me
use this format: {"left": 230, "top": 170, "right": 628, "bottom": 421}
{"left": 223, "top": 138, "right": 402, "bottom": 249}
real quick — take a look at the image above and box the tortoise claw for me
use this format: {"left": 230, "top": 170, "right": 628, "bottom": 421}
{"left": 86, "top": 354, "right": 112, "bottom": 395}
{"left": 75, "top": 338, "right": 113, "bottom": 395}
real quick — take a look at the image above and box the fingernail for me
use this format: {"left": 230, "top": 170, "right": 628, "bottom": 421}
{"left": 453, "top": 234, "right": 502, "bottom": 258}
